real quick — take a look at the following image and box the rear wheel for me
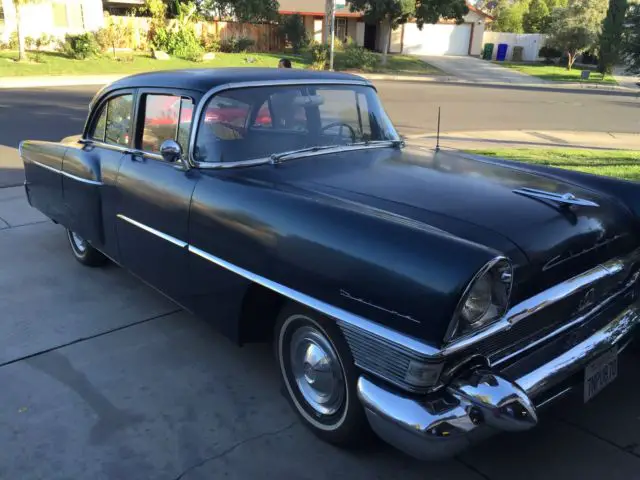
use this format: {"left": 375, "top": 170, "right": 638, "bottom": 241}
{"left": 67, "top": 229, "right": 108, "bottom": 267}
{"left": 274, "top": 303, "right": 371, "bottom": 446}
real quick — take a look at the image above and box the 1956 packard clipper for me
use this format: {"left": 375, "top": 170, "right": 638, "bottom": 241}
{"left": 19, "top": 69, "right": 640, "bottom": 460}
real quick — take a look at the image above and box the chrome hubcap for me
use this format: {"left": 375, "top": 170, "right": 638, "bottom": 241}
{"left": 70, "top": 231, "right": 87, "bottom": 253}
{"left": 290, "top": 326, "right": 345, "bottom": 416}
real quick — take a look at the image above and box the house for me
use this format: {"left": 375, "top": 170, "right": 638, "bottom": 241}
{"left": 278, "top": 0, "right": 493, "bottom": 57}
{"left": 0, "top": 0, "right": 103, "bottom": 43}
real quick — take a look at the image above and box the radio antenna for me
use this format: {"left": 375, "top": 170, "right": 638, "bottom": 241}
{"left": 435, "top": 107, "right": 441, "bottom": 152}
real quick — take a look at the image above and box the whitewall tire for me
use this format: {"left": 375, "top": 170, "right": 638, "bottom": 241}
{"left": 274, "top": 303, "right": 371, "bottom": 446}
{"left": 67, "top": 229, "right": 108, "bottom": 267}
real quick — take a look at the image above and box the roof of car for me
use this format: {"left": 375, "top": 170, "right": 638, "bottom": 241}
{"left": 104, "top": 68, "right": 370, "bottom": 94}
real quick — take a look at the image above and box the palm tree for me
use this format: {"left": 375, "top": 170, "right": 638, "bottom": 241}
{"left": 12, "top": 0, "right": 40, "bottom": 61}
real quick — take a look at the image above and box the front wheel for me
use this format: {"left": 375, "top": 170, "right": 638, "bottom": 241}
{"left": 274, "top": 303, "right": 371, "bottom": 446}
{"left": 67, "top": 229, "right": 108, "bottom": 267}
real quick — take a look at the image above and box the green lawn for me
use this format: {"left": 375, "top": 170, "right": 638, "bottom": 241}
{"left": 498, "top": 62, "right": 617, "bottom": 84}
{"left": 467, "top": 148, "right": 640, "bottom": 182}
{"left": 0, "top": 50, "right": 440, "bottom": 77}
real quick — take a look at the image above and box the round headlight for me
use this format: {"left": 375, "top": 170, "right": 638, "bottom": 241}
{"left": 447, "top": 257, "right": 513, "bottom": 341}
{"left": 461, "top": 274, "right": 493, "bottom": 325}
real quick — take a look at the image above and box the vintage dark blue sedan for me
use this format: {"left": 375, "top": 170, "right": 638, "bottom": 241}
{"left": 19, "top": 68, "right": 640, "bottom": 460}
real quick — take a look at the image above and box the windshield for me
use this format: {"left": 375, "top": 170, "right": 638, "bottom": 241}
{"left": 193, "top": 84, "right": 399, "bottom": 164}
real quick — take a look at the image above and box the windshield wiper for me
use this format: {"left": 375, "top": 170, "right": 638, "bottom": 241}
{"left": 348, "top": 139, "right": 405, "bottom": 149}
{"left": 269, "top": 140, "right": 404, "bottom": 165}
{"left": 270, "top": 145, "right": 341, "bottom": 164}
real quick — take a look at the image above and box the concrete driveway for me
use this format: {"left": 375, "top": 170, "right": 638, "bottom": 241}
{"left": 421, "top": 56, "right": 549, "bottom": 84}
{"left": 2, "top": 188, "right": 640, "bottom": 479}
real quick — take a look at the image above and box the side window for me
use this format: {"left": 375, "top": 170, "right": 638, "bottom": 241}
{"left": 91, "top": 107, "right": 107, "bottom": 142}
{"left": 105, "top": 95, "right": 133, "bottom": 147}
{"left": 141, "top": 94, "right": 195, "bottom": 156}
{"left": 89, "top": 94, "right": 133, "bottom": 146}
{"left": 317, "top": 88, "right": 371, "bottom": 141}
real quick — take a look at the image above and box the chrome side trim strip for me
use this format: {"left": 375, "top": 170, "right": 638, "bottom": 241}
{"left": 29, "top": 159, "right": 103, "bottom": 186}
{"left": 116, "top": 214, "right": 188, "bottom": 248}
{"left": 188, "top": 244, "right": 439, "bottom": 358}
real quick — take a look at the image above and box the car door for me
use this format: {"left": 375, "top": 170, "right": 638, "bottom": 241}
{"left": 72, "top": 90, "right": 135, "bottom": 261}
{"left": 115, "top": 88, "right": 201, "bottom": 306}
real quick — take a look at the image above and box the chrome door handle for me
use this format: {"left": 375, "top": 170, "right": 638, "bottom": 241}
{"left": 125, "top": 150, "right": 145, "bottom": 160}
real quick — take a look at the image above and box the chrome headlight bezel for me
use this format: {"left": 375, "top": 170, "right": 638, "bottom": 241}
{"left": 445, "top": 256, "right": 513, "bottom": 342}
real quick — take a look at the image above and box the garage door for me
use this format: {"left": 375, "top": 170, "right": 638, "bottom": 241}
{"left": 403, "top": 23, "right": 472, "bottom": 56}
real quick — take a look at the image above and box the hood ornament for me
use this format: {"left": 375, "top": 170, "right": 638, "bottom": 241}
{"left": 513, "top": 187, "right": 599, "bottom": 207}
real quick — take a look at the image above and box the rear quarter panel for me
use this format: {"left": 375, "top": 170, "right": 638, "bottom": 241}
{"left": 21, "top": 140, "right": 68, "bottom": 222}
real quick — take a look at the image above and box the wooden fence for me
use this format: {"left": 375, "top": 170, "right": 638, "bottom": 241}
{"left": 110, "top": 16, "right": 283, "bottom": 52}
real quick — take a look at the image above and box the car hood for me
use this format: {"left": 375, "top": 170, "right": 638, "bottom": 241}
{"left": 251, "top": 146, "right": 638, "bottom": 299}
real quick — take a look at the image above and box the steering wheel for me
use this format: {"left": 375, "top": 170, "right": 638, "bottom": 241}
{"left": 320, "top": 122, "right": 357, "bottom": 143}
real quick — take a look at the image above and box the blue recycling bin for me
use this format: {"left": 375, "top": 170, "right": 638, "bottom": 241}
{"left": 496, "top": 43, "right": 508, "bottom": 61}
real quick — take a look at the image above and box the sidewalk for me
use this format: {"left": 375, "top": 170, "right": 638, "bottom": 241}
{"left": 407, "top": 130, "right": 640, "bottom": 151}
{"left": 1, "top": 71, "right": 638, "bottom": 96}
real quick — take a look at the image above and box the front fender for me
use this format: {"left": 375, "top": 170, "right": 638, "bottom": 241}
{"left": 269, "top": 188, "right": 502, "bottom": 344}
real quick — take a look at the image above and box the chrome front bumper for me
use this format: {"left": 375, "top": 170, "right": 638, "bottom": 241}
{"left": 357, "top": 302, "right": 640, "bottom": 461}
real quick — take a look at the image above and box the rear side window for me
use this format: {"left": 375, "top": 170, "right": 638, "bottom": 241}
{"left": 140, "top": 94, "right": 195, "bottom": 156}
{"left": 90, "top": 94, "right": 134, "bottom": 147}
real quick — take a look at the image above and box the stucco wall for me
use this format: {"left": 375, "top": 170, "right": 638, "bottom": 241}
{"left": 482, "top": 32, "right": 547, "bottom": 61}
{"left": 464, "top": 10, "right": 486, "bottom": 56}
{"left": 1, "top": 0, "right": 103, "bottom": 43}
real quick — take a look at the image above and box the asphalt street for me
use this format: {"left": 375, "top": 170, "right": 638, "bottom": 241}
{"left": 1, "top": 82, "right": 640, "bottom": 479}
{"left": 0, "top": 82, "right": 639, "bottom": 183}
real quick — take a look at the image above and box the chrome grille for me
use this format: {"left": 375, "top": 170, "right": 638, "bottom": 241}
{"left": 338, "top": 321, "right": 439, "bottom": 393}
{"left": 477, "top": 263, "right": 639, "bottom": 365}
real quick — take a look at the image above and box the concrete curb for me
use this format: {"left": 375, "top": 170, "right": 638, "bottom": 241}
{"left": 1, "top": 72, "right": 638, "bottom": 97}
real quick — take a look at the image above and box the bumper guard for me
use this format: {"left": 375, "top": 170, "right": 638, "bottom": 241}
{"left": 357, "top": 302, "right": 640, "bottom": 461}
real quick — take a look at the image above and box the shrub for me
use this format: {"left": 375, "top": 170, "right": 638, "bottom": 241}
{"left": 538, "top": 45, "right": 562, "bottom": 64}
{"left": 309, "top": 42, "right": 329, "bottom": 70}
{"left": 60, "top": 33, "right": 100, "bottom": 60}
{"left": 30, "top": 34, "right": 53, "bottom": 62}
{"left": 8, "top": 32, "right": 19, "bottom": 50}
{"left": 152, "top": 25, "right": 203, "bottom": 60}
{"left": 202, "top": 32, "right": 220, "bottom": 52}
{"left": 95, "top": 15, "right": 135, "bottom": 56}
{"left": 220, "top": 36, "right": 255, "bottom": 53}
{"left": 279, "top": 13, "right": 309, "bottom": 53}
{"left": 341, "top": 40, "right": 378, "bottom": 70}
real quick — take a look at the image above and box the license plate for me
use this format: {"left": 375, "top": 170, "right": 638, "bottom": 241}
{"left": 584, "top": 349, "right": 618, "bottom": 403}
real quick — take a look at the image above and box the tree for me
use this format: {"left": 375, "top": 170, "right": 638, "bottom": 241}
{"left": 279, "top": 14, "right": 309, "bottom": 53}
{"left": 491, "top": 0, "right": 529, "bottom": 33}
{"left": 200, "top": 0, "right": 279, "bottom": 22}
{"left": 523, "top": 0, "right": 551, "bottom": 32}
{"left": 547, "top": 0, "right": 608, "bottom": 70}
{"left": 12, "top": 0, "right": 44, "bottom": 61}
{"left": 349, "top": 0, "right": 468, "bottom": 65}
{"left": 598, "top": 0, "right": 628, "bottom": 74}
{"left": 621, "top": 4, "right": 640, "bottom": 74}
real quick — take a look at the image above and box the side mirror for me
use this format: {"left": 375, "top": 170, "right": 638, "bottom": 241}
{"left": 160, "top": 139, "right": 183, "bottom": 164}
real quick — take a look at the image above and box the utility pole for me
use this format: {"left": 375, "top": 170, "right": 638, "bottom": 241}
{"left": 326, "top": 0, "right": 346, "bottom": 71}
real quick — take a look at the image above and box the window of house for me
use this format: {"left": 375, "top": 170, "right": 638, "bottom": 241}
{"left": 52, "top": 2, "right": 69, "bottom": 28}
{"left": 89, "top": 94, "right": 134, "bottom": 147}
{"left": 336, "top": 18, "right": 347, "bottom": 43}
{"left": 67, "top": 3, "right": 84, "bottom": 29}
{"left": 141, "top": 94, "right": 195, "bottom": 157}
